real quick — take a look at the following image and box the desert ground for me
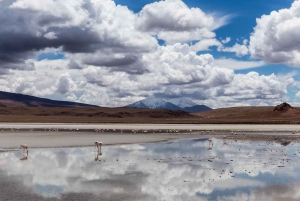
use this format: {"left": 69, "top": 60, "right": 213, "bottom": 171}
{"left": 0, "top": 102, "right": 298, "bottom": 124}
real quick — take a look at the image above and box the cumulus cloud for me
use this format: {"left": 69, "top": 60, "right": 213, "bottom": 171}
{"left": 0, "top": 47, "right": 289, "bottom": 108}
{"left": 136, "top": 0, "right": 231, "bottom": 44}
{"left": 0, "top": 0, "right": 157, "bottom": 70}
{"left": 249, "top": 0, "right": 300, "bottom": 67}
{"left": 68, "top": 59, "right": 83, "bottom": 70}
{"left": 142, "top": 44, "right": 234, "bottom": 87}
{"left": 220, "top": 39, "right": 249, "bottom": 56}
{"left": 0, "top": 59, "right": 74, "bottom": 98}
{"left": 55, "top": 73, "right": 77, "bottom": 94}
{"left": 0, "top": 0, "right": 292, "bottom": 108}
{"left": 221, "top": 37, "right": 231, "bottom": 44}
{"left": 206, "top": 72, "right": 288, "bottom": 108}
{"left": 12, "top": 77, "right": 38, "bottom": 95}
{"left": 190, "top": 39, "right": 222, "bottom": 52}
{"left": 81, "top": 43, "right": 235, "bottom": 105}
{"left": 80, "top": 43, "right": 290, "bottom": 107}
{"left": 189, "top": 37, "right": 250, "bottom": 56}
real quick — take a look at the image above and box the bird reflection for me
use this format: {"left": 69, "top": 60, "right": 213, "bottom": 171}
{"left": 207, "top": 138, "right": 213, "bottom": 151}
{"left": 94, "top": 150, "right": 102, "bottom": 161}
{"left": 223, "top": 136, "right": 228, "bottom": 145}
{"left": 20, "top": 151, "right": 28, "bottom": 161}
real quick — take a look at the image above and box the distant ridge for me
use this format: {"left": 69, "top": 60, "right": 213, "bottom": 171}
{"left": 0, "top": 91, "right": 97, "bottom": 107}
{"left": 181, "top": 105, "right": 212, "bottom": 113}
{"left": 126, "top": 97, "right": 212, "bottom": 113}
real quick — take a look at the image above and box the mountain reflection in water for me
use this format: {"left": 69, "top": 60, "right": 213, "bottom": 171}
{"left": 1, "top": 138, "right": 300, "bottom": 201}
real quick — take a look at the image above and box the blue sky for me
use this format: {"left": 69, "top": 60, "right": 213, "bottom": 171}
{"left": 0, "top": 0, "right": 300, "bottom": 108}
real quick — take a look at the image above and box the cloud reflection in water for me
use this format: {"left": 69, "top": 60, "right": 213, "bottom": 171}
{"left": 0, "top": 138, "right": 300, "bottom": 201}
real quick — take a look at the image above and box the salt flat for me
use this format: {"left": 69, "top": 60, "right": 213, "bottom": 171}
{"left": 1, "top": 123, "right": 299, "bottom": 149}
{"left": 0, "top": 123, "right": 300, "bottom": 131}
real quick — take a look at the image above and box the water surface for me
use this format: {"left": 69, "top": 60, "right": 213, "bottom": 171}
{"left": 1, "top": 138, "right": 300, "bottom": 201}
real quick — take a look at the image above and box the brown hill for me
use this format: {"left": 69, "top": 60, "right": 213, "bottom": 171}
{"left": 0, "top": 101, "right": 299, "bottom": 124}
{"left": 194, "top": 103, "right": 300, "bottom": 124}
{"left": 0, "top": 107, "right": 196, "bottom": 123}
{"left": 273, "top": 102, "right": 293, "bottom": 112}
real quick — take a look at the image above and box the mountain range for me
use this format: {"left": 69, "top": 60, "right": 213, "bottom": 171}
{"left": 126, "top": 97, "right": 212, "bottom": 113}
{"left": 0, "top": 90, "right": 212, "bottom": 113}
{"left": 0, "top": 91, "right": 96, "bottom": 107}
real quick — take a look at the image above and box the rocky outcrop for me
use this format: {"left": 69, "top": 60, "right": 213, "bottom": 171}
{"left": 273, "top": 102, "right": 293, "bottom": 112}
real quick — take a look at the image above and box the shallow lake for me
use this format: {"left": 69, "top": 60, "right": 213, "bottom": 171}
{"left": 1, "top": 137, "right": 300, "bottom": 201}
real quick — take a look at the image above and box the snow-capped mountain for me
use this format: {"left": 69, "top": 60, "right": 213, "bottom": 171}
{"left": 127, "top": 97, "right": 182, "bottom": 110}
{"left": 126, "top": 97, "right": 211, "bottom": 113}
{"left": 165, "top": 97, "right": 197, "bottom": 108}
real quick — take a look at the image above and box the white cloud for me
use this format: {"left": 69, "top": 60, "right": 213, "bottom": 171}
{"left": 55, "top": 73, "right": 77, "bottom": 94}
{"left": 142, "top": 44, "right": 234, "bottom": 87}
{"left": 249, "top": 0, "right": 300, "bottom": 67}
{"left": 81, "top": 43, "right": 235, "bottom": 106}
{"left": 1, "top": 138, "right": 298, "bottom": 200}
{"left": 220, "top": 39, "right": 249, "bottom": 56}
{"left": 213, "top": 58, "right": 265, "bottom": 70}
{"left": 213, "top": 178, "right": 265, "bottom": 190}
{"left": 230, "top": 72, "right": 286, "bottom": 100}
{"left": 221, "top": 37, "right": 231, "bottom": 44}
{"left": 204, "top": 72, "right": 290, "bottom": 108}
{"left": 44, "top": 31, "right": 57, "bottom": 40}
{"left": 257, "top": 102, "right": 269, "bottom": 106}
{"left": 137, "top": 0, "right": 231, "bottom": 44}
{"left": 0, "top": 44, "right": 289, "bottom": 108}
{"left": 78, "top": 84, "right": 112, "bottom": 106}
{"left": 190, "top": 38, "right": 222, "bottom": 52}
{"left": 12, "top": 77, "right": 38, "bottom": 95}
{"left": 80, "top": 43, "right": 290, "bottom": 108}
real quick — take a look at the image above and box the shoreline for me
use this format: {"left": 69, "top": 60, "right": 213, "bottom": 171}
{"left": 1, "top": 131, "right": 300, "bottom": 150}
{"left": 1, "top": 123, "right": 300, "bottom": 149}
{"left": 1, "top": 123, "right": 300, "bottom": 132}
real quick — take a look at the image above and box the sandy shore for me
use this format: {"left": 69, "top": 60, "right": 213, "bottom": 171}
{"left": 1, "top": 123, "right": 300, "bottom": 149}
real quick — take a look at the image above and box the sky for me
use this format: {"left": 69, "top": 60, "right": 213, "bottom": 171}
{"left": 0, "top": 0, "right": 300, "bottom": 108}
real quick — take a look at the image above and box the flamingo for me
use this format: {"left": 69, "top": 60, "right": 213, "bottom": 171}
{"left": 95, "top": 141, "right": 102, "bottom": 152}
{"left": 20, "top": 144, "right": 28, "bottom": 153}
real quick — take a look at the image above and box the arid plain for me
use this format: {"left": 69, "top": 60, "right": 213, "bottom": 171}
{"left": 1, "top": 103, "right": 300, "bottom": 149}
{"left": 0, "top": 103, "right": 299, "bottom": 124}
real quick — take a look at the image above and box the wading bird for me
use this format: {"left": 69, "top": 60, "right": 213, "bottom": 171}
{"left": 20, "top": 144, "right": 28, "bottom": 153}
{"left": 95, "top": 141, "right": 102, "bottom": 152}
